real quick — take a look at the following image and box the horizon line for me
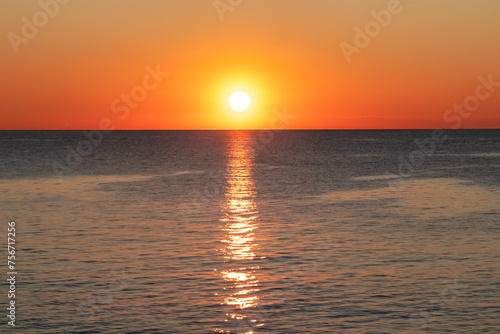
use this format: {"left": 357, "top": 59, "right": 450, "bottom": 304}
{"left": 1, "top": 128, "right": 499, "bottom": 131}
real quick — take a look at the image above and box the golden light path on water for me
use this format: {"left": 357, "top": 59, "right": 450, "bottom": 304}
{"left": 214, "top": 131, "right": 264, "bottom": 334}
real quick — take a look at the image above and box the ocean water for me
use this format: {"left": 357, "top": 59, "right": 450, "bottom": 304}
{"left": 0, "top": 129, "right": 499, "bottom": 333}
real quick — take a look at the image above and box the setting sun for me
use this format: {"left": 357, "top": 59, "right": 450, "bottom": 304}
{"left": 229, "top": 91, "right": 251, "bottom": 112}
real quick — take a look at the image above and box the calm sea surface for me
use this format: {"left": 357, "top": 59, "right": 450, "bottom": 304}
{"left": 0, "top": 130, "right": 499, "bottom": 333}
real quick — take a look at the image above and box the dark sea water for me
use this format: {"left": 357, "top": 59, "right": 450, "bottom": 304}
{"left": 0, "top": 130, "right": 499, "bottom": 333}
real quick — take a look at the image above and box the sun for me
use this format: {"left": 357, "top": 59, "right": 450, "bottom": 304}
{"left": 229, "top": 91, "right": 251, "bottom": 112}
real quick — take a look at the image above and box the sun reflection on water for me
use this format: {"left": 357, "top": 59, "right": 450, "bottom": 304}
{"left": 215, "top": 131, "right": 264, "bottom": 334}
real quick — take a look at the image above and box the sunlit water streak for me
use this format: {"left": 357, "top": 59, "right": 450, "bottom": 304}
{"left": 215, "top": 132, "right": 264, "bottom": 334}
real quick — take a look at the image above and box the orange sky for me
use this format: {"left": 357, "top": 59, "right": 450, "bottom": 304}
{"left": 1, "top": 0, "right": 499, "bottom": 129}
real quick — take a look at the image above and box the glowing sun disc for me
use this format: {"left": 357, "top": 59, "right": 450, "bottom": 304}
{"left": 229, "top": 91, "right": 251, "bottom": 112}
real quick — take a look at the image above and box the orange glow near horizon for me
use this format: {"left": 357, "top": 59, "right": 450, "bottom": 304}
{"left": 1, "top": 1, "right": 499, "bottom": 129}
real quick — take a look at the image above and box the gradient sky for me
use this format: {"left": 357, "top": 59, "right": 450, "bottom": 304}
{"left": 1, "top": 0, "right": 499, "bottom": 129}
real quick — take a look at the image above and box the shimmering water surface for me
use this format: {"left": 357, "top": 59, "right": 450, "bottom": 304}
{"left": 0, "top": 130, "right": 499, "bottom": 333}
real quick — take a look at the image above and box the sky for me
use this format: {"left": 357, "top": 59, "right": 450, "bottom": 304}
{"left": 1, "top": 0, "right": 499, "bottom": 129}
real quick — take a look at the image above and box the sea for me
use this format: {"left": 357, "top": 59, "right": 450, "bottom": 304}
{"left": 0, "top": 129, "right": 499, "bottom": 333}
